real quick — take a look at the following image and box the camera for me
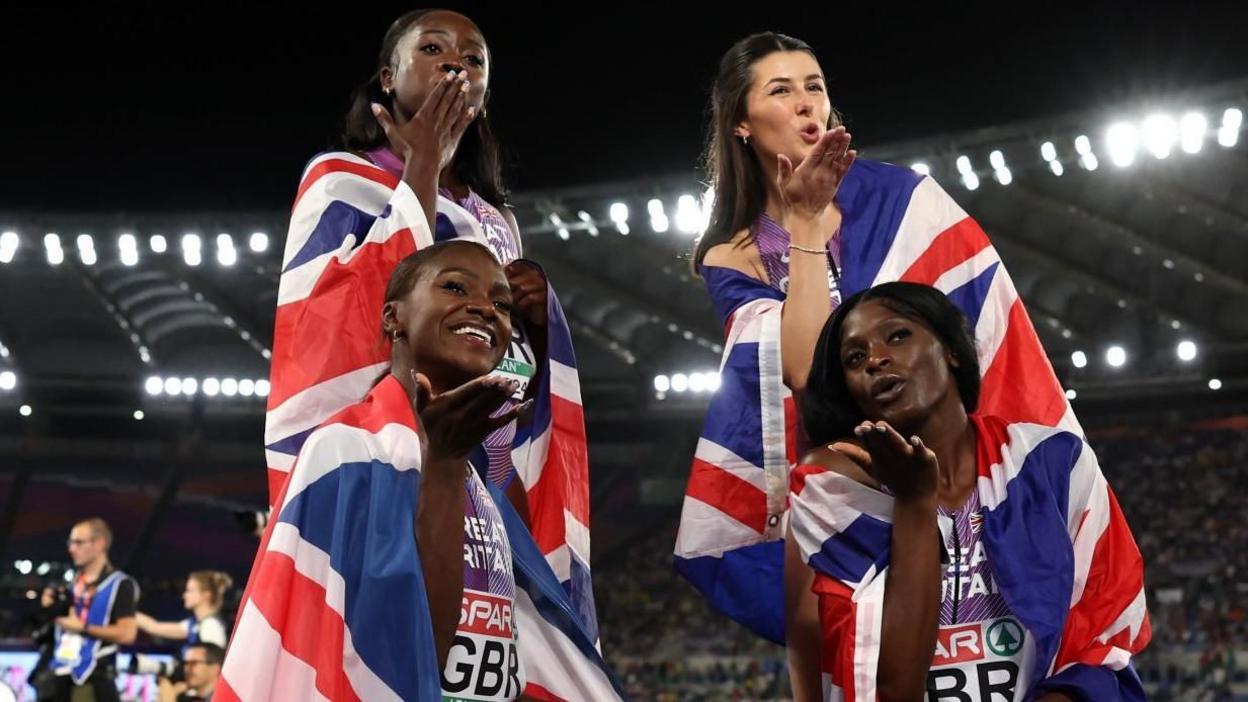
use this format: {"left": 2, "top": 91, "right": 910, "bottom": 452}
{"left": 128, "top": 654, "right": 185, "bottom": 683}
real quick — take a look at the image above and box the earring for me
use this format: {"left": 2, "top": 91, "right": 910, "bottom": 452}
{"left": 383, "top": 86, "right": 393, "bottom": 96}
{"left": 391, "top": 328, "right": 401, "bottom": 343}
{"left": 740, "top": 134, "right": 750, "bottom": 146}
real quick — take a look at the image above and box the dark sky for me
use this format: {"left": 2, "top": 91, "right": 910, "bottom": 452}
{"left": 4, "top": 2, "right": 1247, "bottom": 211}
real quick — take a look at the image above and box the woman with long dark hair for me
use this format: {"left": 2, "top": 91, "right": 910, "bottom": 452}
{"left": 787, "top": 282, "right": 1149, "bottom": 701}
{"left": 263, "top": 9, "right": 599, "bottom": 647}
{"left": 674, "top": 31, "right": 1076, "bottom": 649}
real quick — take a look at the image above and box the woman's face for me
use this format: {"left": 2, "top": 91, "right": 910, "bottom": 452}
{"left": 838, "top": 300, "right": 961, "bottom": 430}
{"left": 387, "top": 244, "right": 513, "bottom": 393}
{"left": 183, "top": 578, "right": 206, "bottom": 610}
{"left": 381, "top": 10, "right": 490, "bottom": 120}
{"left": 736, "top": 51, "right": 833, "bottom": 170}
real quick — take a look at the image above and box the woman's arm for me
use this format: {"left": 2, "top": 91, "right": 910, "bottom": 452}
{"left": 135, "top": 612, "right": 189, "bottom": 641}
{"left": 784, "top": 522, "right": 824, "bottom": 702}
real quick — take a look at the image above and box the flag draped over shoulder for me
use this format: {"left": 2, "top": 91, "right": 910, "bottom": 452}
{"left": 675, "top": 159, "right": 1081, "bottom": 643}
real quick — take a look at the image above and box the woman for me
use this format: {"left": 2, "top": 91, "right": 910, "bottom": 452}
{"left": 224, "top": 241, "right": 530, "bottom": 700}
{"left": 136, "top": 571, "right": 232, "bottom": 650}
{"left": 265, "top": 8, "right": 596, "bottom": 633}
{"left": 674, "top": 32, "right": 1073, "bottom": 643}
{"left": 787, "top": 282, "right": 1149, "bottom": 701}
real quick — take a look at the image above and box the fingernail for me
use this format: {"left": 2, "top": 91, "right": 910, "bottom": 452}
{"left": 467, "top": 106, "right": 476, "bottom": 118}
{"left": 910, "top": 436, "right": 921, "bottom": 446}
{"left": 370, "top": 103, "right": 382, "bottom": 115}
{"left": 876, "top": 425, "right": 886, "bottom": 433}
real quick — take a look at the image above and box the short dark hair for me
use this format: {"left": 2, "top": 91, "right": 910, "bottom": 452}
{"left": 186, "top": 643, "right": 224, "bottom": 667}
{"left": 803, "top": 282, "right": 981, "bottom": 445}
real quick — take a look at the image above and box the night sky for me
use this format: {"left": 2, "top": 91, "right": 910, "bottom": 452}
{"left": 4, "top": 2, "right": 1247, "bottom": 211}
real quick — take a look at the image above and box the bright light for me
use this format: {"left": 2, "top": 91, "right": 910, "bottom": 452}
{"left": 1209, "top": 378, "right": 1223, "bottom": 391}
{"left": 16, "top": 560, "right": 32, "bottom": 574}
{"left": 150, "top": 235, "right": 168, "bottom": 253}
{"left": 989, "top": 150, "right": 1006, "bottom": 169}
{"left": 19, "top": 405, "right": 31, "bottom": 417}
{"left": 675, "top": 194, "right": 703, "bottom": 234}
{"left": 239, "top": 379, "right": 256, "bottom": 397}
{"left": 1141, "top": 113, "right": 1177, "bottom": 159}
{"left": 1074, "top": 135, "right": 1092, "bottom": 155}
{"left": 164, "top": 377, "right": 183, "bottom": 396}
{"left": 203, "top": 377, "right": 220, "bottom": 396}
{"left": 1065, "top": 389, "right": 1078, "bottom": 401}
{"left": 182, "top": 378, "right": 198, "bottom": 396}
{"left": 994, "top": 167, "right": 1013, "bottom": 185}
{"left": 145, "top": 376, "right": 163, "bottom": 395}
{"left": 1071, "top": 351, "right": 1088, "bottom": 369}
{"left": 1040, "top": 142, "right": 1057, "bottom": 162}
{"left": 609, "top": 203, "right": 629, "bottom": 233}
{"left": 1049, "top": 161, "right": 1065, "bottom": 177}
{"left": 1176, "top": 340, "right": 1198, "bottom": 362}
{"left": 1218, "top": 108, "right": 1241, "bottom": 147}
{"left": 80, "top": 247, "right": 97, "bottom": 266}
{"left": 1080, "top": 153, "right": 1099, "bottom": 171}
{"left": 0, "top": 231, "right": 18, "bottom": 263}
{"left": 647, "top": 198, "right": 670, "bottom": 233}
{"left": 688, "top": 372, "right": 708, "bottom": 393}
{"left": 556, "top": 227, "right": 570, "bottom": 240}
{"left": 707, "top": 372, "right": 721, "bottom": 392}
{"left": 221, "top": 378, "right": 238, "bottom": 397}
{"left": 256, "top": 379, "right": 271, "bottom": 397}
{"left": 962, "top": 172, "right": 980, "bottom": 191}
{"left": 653, "top": 375, "right": 670, "bottom": 393}
{"left": 955, "top": 155, "right": 973, "bottom": 174}
{"left": 1226, "top": 108, "right": 1244, "bottom": 130}
{"left": 1179, "top": 112, "right": 1207, "bottom": 154}
{"left": 670, "top": 373, "right": 689, "bottom": 393}
{"left": 217, "top": 234, "right": 237, "bottom": 266}
{"left": 910, "top": 162, "right": 930, "bottom": 176}
{"left": 44, "top": 234, "right": 63, "bottom": 265}
{"left": 1105, "top": 122, "right": 1138, "bottom": 167}
{"left": 119, "top": 234, "right": 139, "bottom": 267}
{"left": 36, "top": 562, "right": 51, "bottom": 576}
{"left": 1106, "top": 345, "right": 1127, "bottom": 368}
{"left": 0, "top": 371, "right": 15, "bottom": 391}
{"left": 76, "top": 234, "right": 94, "bottom": 251}
{"left": 133, "top": 410, "right": 145, "bottom": 421}
{"left": 249, "top": 232, "right": 269, "bottom": 253}
{"left": 183, "top": 234, "right": 202, "bottom": 266}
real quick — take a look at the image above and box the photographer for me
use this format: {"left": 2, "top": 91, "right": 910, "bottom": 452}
{"left": 40, "top": 518, "right": 139, "bottom": 702}
{"left": 156, "top": 643, "right": 222, "bottom": 702}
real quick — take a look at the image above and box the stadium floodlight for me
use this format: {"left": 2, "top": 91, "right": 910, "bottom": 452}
{"left": 1106, "top": 345, "right": 1127, "bottom": 368}
{"left": 1141, "top": 113, "right": 1177, "bottom": 159}
{"left": 1179, "top": 111, "right": 1207, "bottom": 154}
{"left": 1071, "top": 351, "right": 1088, "bottom": 369}
{"left": 654, "top": 375, "right": 670, "bottom": 393}
{"left": 150, "top": 235, "right": 168, "bottom": 253}
{"left": 1176, "top": 340, "right": 1198, "bottom": 362}
{"left": 1105, "top": 122, "right": 1138, "bottom": 167}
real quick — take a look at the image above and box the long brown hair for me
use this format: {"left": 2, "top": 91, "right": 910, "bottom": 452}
{"left": 692, "top": 32, "right": 841, "bottom": 267}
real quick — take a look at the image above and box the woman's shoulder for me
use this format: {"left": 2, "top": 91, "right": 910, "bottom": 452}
{"left": 703, "top": 229, "right": 764, "bottom": 280}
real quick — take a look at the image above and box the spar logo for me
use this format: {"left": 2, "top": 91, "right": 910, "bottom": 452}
{"left": 986, "top": 619, "right": 1024, "bottom": 657}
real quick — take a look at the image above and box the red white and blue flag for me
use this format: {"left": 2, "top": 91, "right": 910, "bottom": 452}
{"left": 241, "top": 152, "right": 613, "bottom": 700}
{"left": 789, "top": 414, "right": 1150, "bottom": 700}
{"left": 675, "top": 160, "right": 1083, "bottom": 642}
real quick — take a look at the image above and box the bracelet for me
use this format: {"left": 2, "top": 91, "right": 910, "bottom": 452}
{"left": 788, "top": 243, "right": 827, "bottom": 255}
